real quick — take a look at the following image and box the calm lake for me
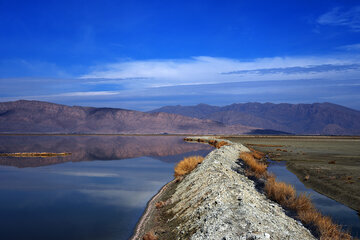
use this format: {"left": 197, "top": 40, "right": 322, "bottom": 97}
{"left": 0, "top": 135, "right": 211, "bottom": 240}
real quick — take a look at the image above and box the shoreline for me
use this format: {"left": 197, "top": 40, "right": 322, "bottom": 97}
{"left": 130, "top": 179, "right": 176, "bottom": 240}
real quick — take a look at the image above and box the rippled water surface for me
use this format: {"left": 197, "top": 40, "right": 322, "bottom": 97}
{"left": 0, "top": 136, "right": 212, "bottom": 240}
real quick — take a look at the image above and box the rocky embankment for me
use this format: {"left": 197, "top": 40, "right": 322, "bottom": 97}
{"left": 133, "top": 137, "right": 315, "bottom": 240}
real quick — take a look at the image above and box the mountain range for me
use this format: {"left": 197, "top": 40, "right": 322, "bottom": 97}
{"left": 1, "top": 100, "right": 359, "bottom": 135}
{"left": 150, "top": 102, "right": 360, "bottom": 135}
{"left": 0, "top": 100, "right": 254, "bottom": 134}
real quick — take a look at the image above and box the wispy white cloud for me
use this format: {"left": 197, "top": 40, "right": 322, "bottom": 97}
{"left": 81, "top": 55, "right": 360, "bottom": 88}
{"left": 57, "top": 91, "right": 120, "bottom": 97}
{"left": 318, "top": 6, "right": 360, "bottom": 31}
{"left": 337, "top": 43, "right": 360, "bottom": 51}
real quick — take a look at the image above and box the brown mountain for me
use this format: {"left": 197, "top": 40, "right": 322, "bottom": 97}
{"left": 0, "top": 100, "right": 255, "bottom": 134}
{"left": 150, "top": 102, "right": 360, "bottom": 135}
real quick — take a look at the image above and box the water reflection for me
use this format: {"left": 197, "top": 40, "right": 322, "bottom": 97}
{"left": 0, "top": 136, "right": 212, "bottom": 240}
{"left": 0, "top": 136, "right": 211, "bottom": 167}
{"left": 268, "top": 161, "right": 360, "bottom": 238}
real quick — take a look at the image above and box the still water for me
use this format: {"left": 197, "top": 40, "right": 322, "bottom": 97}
{"left": 0, "top": 136, "right": 211, "bottom": 240}
{"left": 268, "top": 160, "right": 360, "bottom": 238}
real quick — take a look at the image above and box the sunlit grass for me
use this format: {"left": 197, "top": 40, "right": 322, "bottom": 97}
{"left": 174, "top": 156, "right": 204, "bottom": 178}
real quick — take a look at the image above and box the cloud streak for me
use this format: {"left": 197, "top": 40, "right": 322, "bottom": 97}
{"left": 318, "top": 6, "right": 360, "bottom": 31}
{"left": 222, "top": 64, "right": 360, "bottom": 75}
{"left": 81, "top": 55, "right": 360, "bottom": 88}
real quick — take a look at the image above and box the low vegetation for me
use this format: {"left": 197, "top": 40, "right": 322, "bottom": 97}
{"left": 184, "top": 137, "right": 229, "bottom": 149}
{"left": 174, "top": 156, "right": 204, "bottom": 179}
{"left": 208, "top": 139, "right": 229, "bottom": 148}
{"left": 239, "top": 152, "right": 267, "bottom": 178}
{"left": 0, "top": 152, "right": 71, "bottom": 157}
{"left": 239, "top": 148, "right": 353, "bottom": 240}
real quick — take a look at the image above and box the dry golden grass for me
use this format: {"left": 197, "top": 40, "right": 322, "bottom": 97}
{"left": 239, "top": 152, "right": 267, "bottom": 178}
{"left": 215, "top": 141, "right": 229, "bottom": 148}
{"left": 290, "top": 193, "right": 314, "bottom": 212}
{"left": 265, "top": 176, "right": 296, "bottom": 207}
{"left": 298, "top": 210, "right": 352, "bottom": 240}
{"left": 143, "top": 231, "right": 158, "bottom": 240}
{"left": 247, "top": 147, "right": 265, "bottom": 159}
{"left": 265, "top": 177, "right": 352, "bottom": 239}
{"left": 174, "top": 156, "right": 204, "bottom": 178}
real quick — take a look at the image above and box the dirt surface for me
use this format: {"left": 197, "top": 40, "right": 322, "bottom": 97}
{"left": 227, "top": 136, "right": 360, "bottom": 211}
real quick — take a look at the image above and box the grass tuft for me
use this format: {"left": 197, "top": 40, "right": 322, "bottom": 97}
{"left": 215, "top": 141, "right": 229, "bottom": 148}
{"left": 239, "top": 152, "right": 267, "bottom": 178}
{"left": 264, "top": 176, "right": 296, "bottom": 207}
{"left": 174, "top": 156, "right": 204, "bottom": 178}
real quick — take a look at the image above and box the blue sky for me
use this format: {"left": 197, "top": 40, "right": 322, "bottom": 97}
{"left": 1, "top": 0, "right": 360, "bottom": 110}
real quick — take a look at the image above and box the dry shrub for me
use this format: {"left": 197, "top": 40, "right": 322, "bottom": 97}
{"left": 174, "top": 156, "right": 204, "bottom": 178}
{"left": 298, "top": 209, "right": 321, "bottom": 225}
{"left": 264, "top": 176, "right": 296, "bottom": 207}
{"left": 239, "top": 152, "right": 267, "bottom": 178}
{"left": 215, "top": 141, "right": 229, "bottom": 148}
{"left": 247, "top": 147, "right": 265, "bottom": 159}
{"left": 143, "top": 231, "right": 158, "bottom": 240}
{"left": 290, "top": 193, "right": 314, "bottom": 212}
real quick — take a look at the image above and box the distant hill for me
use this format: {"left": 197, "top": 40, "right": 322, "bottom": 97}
{"left": 150, "top": 102, "right": 360, "bottom": 135}
{"left": 0, "top": 100, "right": 255, "bottom": 134}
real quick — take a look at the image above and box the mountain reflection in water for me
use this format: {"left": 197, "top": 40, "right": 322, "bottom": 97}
{"left": 0, "top": 136, "right": 212, "bottom": 167}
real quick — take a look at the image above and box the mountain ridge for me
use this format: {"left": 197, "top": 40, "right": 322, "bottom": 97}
{"left": 0, "top": 100, "right": 254, "bottom": 134}
{"left": 150, "top": 102, "right": 360, "bottom": 135}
